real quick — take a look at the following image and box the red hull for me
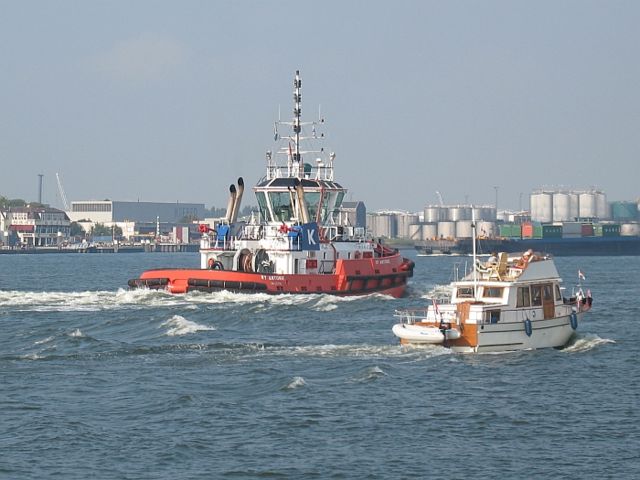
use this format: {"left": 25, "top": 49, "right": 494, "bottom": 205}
{"left": 129, "top": 253, "right": 414, "bottom": 298}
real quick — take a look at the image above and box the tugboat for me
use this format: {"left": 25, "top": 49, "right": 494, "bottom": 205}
{"left": 129, "top": 71, "right": 414, "bottom": 296}
{"left": 392, "top": 217, "right": 593, "bottom": 352}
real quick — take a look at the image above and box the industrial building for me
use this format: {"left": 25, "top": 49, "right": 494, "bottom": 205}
{"left": 68, "top": 200, "right": 207, "bottom": 224}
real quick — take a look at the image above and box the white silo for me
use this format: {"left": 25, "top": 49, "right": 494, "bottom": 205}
{"left": 368, "top": 213, "right": 396, "bottom": 238}
{"left": 437, "top": 221, "right": 456, "bottom": 239}
{"left": 552, "top": 193, "right": 571, "bottom": 222}
{"left": 472, "top": 206, "right": 484, "bottom": 221}
{"left": 408, "top": 224, "right": 422, "bottom": 241}
{"left": 482, "top": 206, "right": 497, "bottom": 221}
{"left": 396, "top": 214, "right": 419, "bottom": 238}
{"left": 579, "top": 192, "right": 596, "bottom": 219}
{"left": 455, "top": 220, "right": 473, "bottom": 238}
{"left": 447, "top": 206, "right": 469, "bottom": 221}
{"left": 531, "top": 192, "right": 553, "bottom": 223}
{"left": 422, "top": 223, "right": 438, "bottom": 240}
{"left": 568, "top": 192, "right": 580, "bottom": 220}
{"left": 423, "top": 206, "right": 443, "bottom": 223}
{"left": 595, "top": 192, "right": 608, "bottom": 219}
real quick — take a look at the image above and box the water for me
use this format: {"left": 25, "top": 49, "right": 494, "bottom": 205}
{"left": 1, "top": 252, "right": 638, "bottom": 479}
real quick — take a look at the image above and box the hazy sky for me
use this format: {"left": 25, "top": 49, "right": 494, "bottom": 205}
{"left": 1, "top": 0, "right": 639, "bottom": 212}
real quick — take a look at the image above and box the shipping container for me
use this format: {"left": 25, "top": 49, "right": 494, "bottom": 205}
{"left": 499, "top": 224, "right": 521, "bottom": 238}
{"left": 542, "top": 225, "right": 562, "bottom": 238}
{"left": 521, "top": 222, "right": 543, "bottom": 238}
{"left": 602, "top": 224, "right": 621, "bottom": 237}
{"left": 581, "top": 224, "right": 594, "bottom": 237}
{"left": 562, "top": 222, "right": 582, "bottom": 235}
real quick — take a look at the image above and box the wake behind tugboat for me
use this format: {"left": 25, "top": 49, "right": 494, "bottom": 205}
{"left": 129, "top": 71, "right": 414, "bottom": 296}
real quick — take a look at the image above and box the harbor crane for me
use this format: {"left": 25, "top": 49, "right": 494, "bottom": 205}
{"left": 56, "top": 172, "right": 70, "bottom": 211}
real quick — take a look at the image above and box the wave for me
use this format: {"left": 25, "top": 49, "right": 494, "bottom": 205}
{"left": 562, "top": 333, "right": 615, "bottom": 353}
{"left": 282, "top": 376, "right": 306, "bottom": 390}
{"left": 351, "top": 365, "right": 388, "bottom": 383}
{"left": 161, "top": 315, "right": 216, "bottom": 336}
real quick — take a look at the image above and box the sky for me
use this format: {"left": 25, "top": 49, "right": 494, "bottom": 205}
{"left": 1, "top": 0, "right": 639, "bottom": 212}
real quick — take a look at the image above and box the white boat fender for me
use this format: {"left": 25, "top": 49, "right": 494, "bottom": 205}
{"left": 524, "top": 318, "right": 532, "bottom": 337}
{"left": 570, "top": 312, "right": 578, "bottom": 330}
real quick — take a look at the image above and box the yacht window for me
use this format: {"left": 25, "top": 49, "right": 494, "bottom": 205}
{"left": 457, "top": 287, "right": 474, "bottom": 298}
{"left": 516, "top": 287, "right": 531, "bottom": 307}
{"left": 482, "top": 287, "right": 504, "bottom": 298}
{"left": 555, "top": 285, "right": 562, "bottom": 301}
{"left": 485, "top": 310, "right": 501, "bottom": 324}
{"left": 543, "top": 284, "right": 554, "bottom": 301}
{"left": 531, "top": 285, "right": 542, "bottom": 306}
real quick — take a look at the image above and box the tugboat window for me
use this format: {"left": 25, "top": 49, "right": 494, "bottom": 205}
{"left": 268, "top": 192, "right": 294, "bottom": 222}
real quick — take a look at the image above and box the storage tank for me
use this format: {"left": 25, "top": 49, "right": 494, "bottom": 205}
{"left": 422, "top": 223, "right": 438, "bottom": 240}
{"left": 621, "top": 223, "right": 640, "bottom": 236}
{"left": 568, "top": 193, "right": 580, "bottom": 220}
{"left": 396, "top": 214, "right": 419, "bottom": 238}
{"left": 437, "top": 221, "right": 456, "bottom": 239}
{"left": 482, "top": 207, "right": 497, "bottom": 221}
{"left": 408, "top": 224, "right": 422, "bottom": 241}
{"left": 368, "top": 214, "right": 396, "bottom": 238}
{"left": 447, "top": 206, "right": 471, "bottom": 221}
{"left": 455, "top": 220, "right": 473, "bottom": 238}
{"left": 552, "top": 193, "right": 571, "bottom": 222}
{"left": 530, "top": 192, "right": 553, "bottom": 223}
{"left": 423, "top": 206, "right": 443, "bottom": 223}
{"left": 595, "top": 192, "right": 608, "bottom": 219}
{"left": 611, "top": 202, "right": 638, "bottom": 221}
{"left": 477, "top": 221, "right": 496, "bottom": 238}
{"left": 578, "top": 193, "right": 596, "bottom": 219}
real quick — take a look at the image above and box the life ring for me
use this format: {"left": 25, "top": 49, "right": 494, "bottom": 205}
{"left": 524, "top": 318, "right": 532, "bottom": 337}
{"left": 570, "top": 312, "right": 578, "bottom": 330}
{"left": 208, "top": 258, "right": 223, "bottom": 270}
{"left": 199, "top": 224, "right": 209, "bottom": 233}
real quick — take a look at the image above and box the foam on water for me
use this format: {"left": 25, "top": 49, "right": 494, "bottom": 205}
{"left": 282, "top": 376, "right": 306, "bottom": 390}
{"left": 351, "top": 365, "right": 388, "bottom": 383}
{"left": 69, "top": 328, "right": 85, "bottom": 338}
{"left": 161, "top": 315, "right": 216, "bottom": 336}
{"left": 562, "top": 333, "right": 616, "bottom": 353}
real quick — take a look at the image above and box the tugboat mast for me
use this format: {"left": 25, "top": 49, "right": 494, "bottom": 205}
{"left": 293, "top": 69, "right": 302, "bottom": 174}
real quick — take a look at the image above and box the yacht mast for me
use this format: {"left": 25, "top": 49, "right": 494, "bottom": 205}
{"left": 472, "top": 206, "right": 478, "bottom": 299}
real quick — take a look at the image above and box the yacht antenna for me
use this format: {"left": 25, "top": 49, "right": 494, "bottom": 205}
{"left": 472, "top": 206, "right": 478, "bottom": 299}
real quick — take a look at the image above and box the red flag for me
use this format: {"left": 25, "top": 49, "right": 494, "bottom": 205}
{"left": 432, "top": 298, "right": 440, "bottom": 315}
